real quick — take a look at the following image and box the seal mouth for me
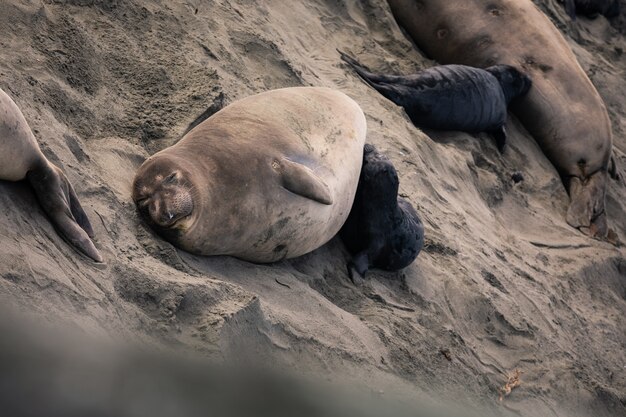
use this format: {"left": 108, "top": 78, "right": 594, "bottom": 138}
{"left": 155, "top": 212, "right": 191, "bottom": 229}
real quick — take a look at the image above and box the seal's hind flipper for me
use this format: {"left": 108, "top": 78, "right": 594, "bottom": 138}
{"left": 27, "top": 165, "right": 103, "bottom": 262}
{"left": 50, "top": 211, "right": 104, "bottom": 262}
{"left": 564, "top": 0, "right": 577, "bottom": 20}
{"left": 370, "top": 82, "right": 413, "bottom": 106}
{"left": 338, "top": 50, "right": 401, "bottom": 86}
{"left": 66, "top": 175, "right": 96, "bottom": 238}
{"left": 278, "top": 158, "right": 333, "bottom": 205}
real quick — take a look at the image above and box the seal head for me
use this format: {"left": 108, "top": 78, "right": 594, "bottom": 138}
{"left": 486, "top": 65, "right": 532, "bottom": 104}
{"left": 132, "top": 156, "right": 195, "bottom": 233}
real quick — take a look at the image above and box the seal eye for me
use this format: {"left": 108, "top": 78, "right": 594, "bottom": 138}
{"left": 163, "top": 172, "right": 177, "bottom": 184}
{"left": 136, "top": 197, "right": 150, "bottom": 207}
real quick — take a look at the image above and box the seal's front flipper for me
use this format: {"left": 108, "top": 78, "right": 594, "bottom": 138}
{"left": 347, "top": 251, "right": 369, "bottom": 285}
{"left": 278, "top": 158, "right": 333, "bottom": 205}
{"left": 490, "top": 126, "right": 507, "bottom": 154}
{"left": 566, "top": 170, "right": 611, "bottom": 241}
{"left": 564, "top": 0, "right": 577, "bottom": 20}
{"left": 608, "top": 153, "right": 622, "bottom": 182}
{"left": 27, "top": 164, "right": 103, "bottom": 262}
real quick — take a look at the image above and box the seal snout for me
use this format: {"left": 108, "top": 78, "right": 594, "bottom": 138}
{"left": 133, "top": 168, "right": 194, "bottom": 229}
{"left": 147, "top": 190, "right": 193, "bottom": 228}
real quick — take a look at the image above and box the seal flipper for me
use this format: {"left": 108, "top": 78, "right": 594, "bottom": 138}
{"left": 27, "top": 164, "right": 103, "bottom": 262}
{"left": 490, "top": 126, "right": 507, "bottom": 154}
{"left": 566, "top": 170, "right": 611, "bottom": 241}
{"left": 278, "top": 158, "right": 333, "bottom": 205}
{"left": 347, "top": 251, "right": 370, "bottom": 285}
{"left": 66, "top": 176, "right": 95, "bottom": 238}
{"left": 50, "top": 211, "right": 103, "bottom": 262}
{"left": 338, "top": 50, "right": 407, "bottom": 86}
{"left": 608, "top": 154, "right": 621, "bottom": 182}
{"left": 564, "top": 0, "right": 577, "bottom": 20}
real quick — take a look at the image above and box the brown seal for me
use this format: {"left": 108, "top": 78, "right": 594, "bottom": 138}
{"left": 0, "top": 88, "right": 102, "bottom": 262}
{"left": 132, "top": 87, "right": 366, "bottom": 262}
{"left": 387, "top": 0, "right": 615, "bottom": 240}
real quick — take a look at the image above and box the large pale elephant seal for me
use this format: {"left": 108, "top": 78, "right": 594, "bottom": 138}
{"left": 339, "top": 51, "right": 531, "bottom": 153}
{"left": 0, "top": 88, "right": 102, "bottom": 262}
{"left": 387, "top": 0, "right": 615, "bottom": 239}
{"left": 132, "top": 87, "right": 366, "bottom": 262}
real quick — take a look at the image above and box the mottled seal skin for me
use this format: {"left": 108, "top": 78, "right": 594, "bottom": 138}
{"left": 563, "top": 0, "right": 620, "bottom": 20}
{"left": 387, "top": 0, "right": 615, "bottom": 239}
{"left": 0, "top": 88, "right": 102, "bottom": 262}
{"left": 339, "top": 144, "right": 424, "bottom": 281}
{"left": 132, "top": 87, "right": 366, "bottom": 263}
{"left": 340, "top": 51, "right": 531, "bottom": 153}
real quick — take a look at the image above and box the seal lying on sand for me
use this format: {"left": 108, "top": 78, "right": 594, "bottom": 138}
{"left": 0, "top": 88, "right": 102, "bottom": 262}
{"left": 563, "top": 0, "right": 620, "bottom": 20}
{"left": 340, "top": 144, "right": 424, "bottom": 281}
{"left": 132, "top": 87, "right": 366, "bottom": 263}
{"left": 387, "top": 0, "right": 615, "bottom": 240}
{"left": 340, "top": 51, "right": 531, "bottom": 153}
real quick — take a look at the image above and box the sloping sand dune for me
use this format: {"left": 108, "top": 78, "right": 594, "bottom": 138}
{"left": 0, "top": 1, "right": 624, "bottom": 416}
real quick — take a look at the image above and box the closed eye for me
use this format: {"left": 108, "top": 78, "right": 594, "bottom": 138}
{"left": 136, "top": 197, "right": 150, "bottom": 207}
{"left": 163, "top": 172, "right": 177, "bottom": 184}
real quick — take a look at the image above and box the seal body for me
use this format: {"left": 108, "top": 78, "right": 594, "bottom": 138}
{"left": 0, "top": 88, "right": 101, "bottom": 262}
{"left": 387, "top": 0, "right": 614, "bottom": 238}
{"left": 132, "top": 87, "right": 366, "bottom": 263}
{"left": 339, "top": 144, "right": 424, "bottom": 280}
{"left": 563, "top": 0, "right": 620, "bottom": 20}
{"left": 340, "top": 51, "right": 531, "bottom": 152}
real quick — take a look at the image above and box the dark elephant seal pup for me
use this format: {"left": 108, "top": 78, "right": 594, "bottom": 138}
{"left": 387, "top": 0, "right": 615, "bottom": 240}
{"left": 563, "top": 0, "right": 620, "bottom": 20}
{"left": 339, "top": 51, "right": 531, "bottom": 153}
{"left": 0, "top": 88, "right": 102, "bottom": 262}
{"left": 132, "top": 87, "right": 366, "bottom": 263}
{"left": 339, "top": 144, "right": 424, "bottom": 281}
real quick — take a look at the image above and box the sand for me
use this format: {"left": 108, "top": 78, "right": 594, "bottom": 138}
{"left": 0, "top": 0, "right": 624, "bottom": 416}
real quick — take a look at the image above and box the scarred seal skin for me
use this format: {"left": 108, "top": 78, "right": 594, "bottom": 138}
{"left": 340, "top": 51, "right": 531, "bottom": 153}
{"left": 387, "top": 0, "right": 615, "bottom": 239}
{"left": 339, "top": 144, "right": 424, "bottom": 281}
{"left": 132, "top": 87, "right": 366, "bottom": 263}
{"left": 0, "top": 88, "right": 102, "bottom": 262}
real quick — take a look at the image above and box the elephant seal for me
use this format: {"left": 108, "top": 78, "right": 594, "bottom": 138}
{"left": 132, "top": 87, "right": 366, "bottom": 262}
{"left": 563, "top": 0, "right": 620, "bottom": 20}
{"left": 0, "top": 88, "right": 102, "bottom": 262}
{"left": 339, "top": 144, "right": 424, "bottom": 281}
{"left": 340, "top": 51, "right": 531, "bottom": 153}
{"left": 387, "top": 0, "right": 615, "bottom": 239}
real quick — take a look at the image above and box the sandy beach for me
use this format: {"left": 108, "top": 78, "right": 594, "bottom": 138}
{"left": 0, "top": 0, "right": 624, "bottom": 415}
